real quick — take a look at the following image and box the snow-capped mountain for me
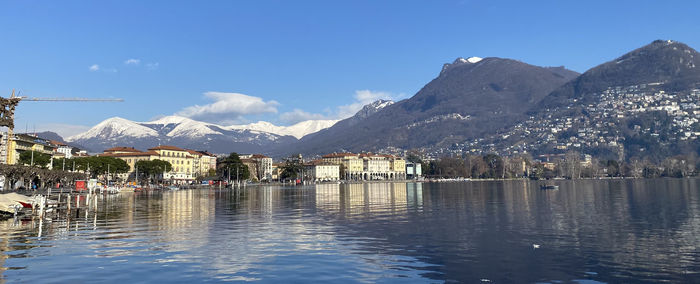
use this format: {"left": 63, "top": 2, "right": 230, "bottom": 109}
{"left": 66, "top": 115, "right": 338, "bottom": 153}
{"left": 68, "top": 117, "right": 159, "bottom": 141}
{"left": 440, "top": 56, "right": 483, "bottom": 75}
{"left": 353, "top": 99, "right": 394, "bottom": 120}
{"left": 227, "top": 119, "right": 338, "bottom": 139}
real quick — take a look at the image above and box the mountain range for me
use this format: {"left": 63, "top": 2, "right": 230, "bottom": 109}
{"left": 283, "top": 56, "right": 580, "bottom": 155}
{"left": 57, "top": 40, "right": 700, "bottom": 162}
{"left": 65, "top": 116, "right": 340, "bottom": 154}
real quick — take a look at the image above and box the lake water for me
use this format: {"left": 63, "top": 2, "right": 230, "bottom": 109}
{"left": 2, "top": 179, "right": 700, "bottom": 283}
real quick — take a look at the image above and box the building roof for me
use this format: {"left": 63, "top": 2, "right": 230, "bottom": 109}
{"left": 304, "top": 159, "right": 339, "bottom": 166}
{"left": 359, "top": 153, "right": 396, "bottom": 159}
{"left": 104, "top": 146, "right": 141, "bottom": 153}
{"left": 186, "top": 149, "right": 203, "bottom": 156}
{"left": 197, "top": 150, "right": 216, "bottom": 157}
{"left": 322, "top": 152, "right": 358, "bottom": 158}
{"left": 100, "top": 151, "right": 159, "bottom": 157}
{"left": 49, "top": 140, "right": 67, "bottom": 146}
{"left": 251, "top": 154, "right": 269, "bottom": 159}
{"left": 148, "top": 145, "right": 186, "bottom": 151}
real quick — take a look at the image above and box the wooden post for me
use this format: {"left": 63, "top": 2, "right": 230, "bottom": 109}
{"left": 39, "top": 196, "right": 45, "bottom": 219}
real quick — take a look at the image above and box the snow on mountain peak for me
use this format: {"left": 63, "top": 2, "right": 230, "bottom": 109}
{"left": 67, "top": 114, "right": 338, "bottom": 146}
{"left": 442, "top": 57, "right": 484, "bottom": 75}
{"left": 165, "top": 118, "right": 220, "bottom": 138}
{"left": 66, "top": 116, "right": 159, "bottom": 141}
{"left": 148, "top": 115, "right": 194, "bottom": 125}
{"left": 456, "top": 57, "right": 483, "bottom": 64}
{"left": 466, "top": 56, "right": 483, "bottom": 63}
{"left": 353, "top": 99, "right": 394, "bottom": 120}
{"left": 227, "top": 120, "right": 338, "bottom": 139}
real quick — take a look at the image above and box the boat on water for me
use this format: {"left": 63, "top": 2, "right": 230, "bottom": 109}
{"left": 540, "top": 185, "right": 559, "bottom": 190}
{"left": 0, "top": 193, "right": 33, "bottom": 215}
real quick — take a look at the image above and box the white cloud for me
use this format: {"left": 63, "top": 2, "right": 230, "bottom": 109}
{"left": 277, "top": 89, "right": 402, "bottom": 125}
{"left": 124, "top": 58, "right": 141, "bottom": 65}
{"left": 280, "top": 109, "right": 329, "bottom": 124}
{"left": 36, "top": 123, "right": 91, "bottom": 139}
{"left": 88, "top": 64, "right": 117, "bottom": 72}
{"left": 176, "top": 92, "right": 279, "bottom": 123}
{"left": 146, "top": 62, "right": 159, "bottom": 70}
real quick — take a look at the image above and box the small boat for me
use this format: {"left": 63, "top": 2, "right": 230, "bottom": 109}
{"left": 0, "top": 193, "right": 33, "bottom": 215}
{"left": 540, "top": 185, "right": 559, "bottom": 190}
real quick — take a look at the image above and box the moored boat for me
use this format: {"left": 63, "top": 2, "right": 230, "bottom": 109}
{"left": 540, "top": 185, "right": 559, "bottom": 190}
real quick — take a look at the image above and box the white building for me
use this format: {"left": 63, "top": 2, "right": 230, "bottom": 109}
{"left": 406, "top": 162, "right": 422, "bottom": 179}
{"left": 303, "top": 163, "right": 340, "bottom": 182}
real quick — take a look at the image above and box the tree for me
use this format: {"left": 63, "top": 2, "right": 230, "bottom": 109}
{"left": 218, "top": 153, "right": 250, "bottom": 181}
{"left": 19, "top": 151, "right": 51, "bottom": 168}
{"left": 606, "top": 160, "right": 621, "bottom": 177}
{"left": 280, "top": 158, "right": 303, "bottom": 180}
{"left": 406, "top": 150, "right": 424, "bottom": 173}
{"left": 482, "top": 154, "right": 503, "bottom": 179}
{"left": 563, "top": 151, "right": 581, "bottom": 179}
{"left": 135, "top": 159, "right": 172, "bottom": 183}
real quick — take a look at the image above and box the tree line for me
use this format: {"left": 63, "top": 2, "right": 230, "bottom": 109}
{"left": 422, "top": 151, "right": 700, "bottom": 179}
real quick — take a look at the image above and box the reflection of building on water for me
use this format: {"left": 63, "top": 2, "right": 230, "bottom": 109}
{"left": 315, "top": 184, "right": 341, "bottom": 210}
{"left": 158, "top": 190, "right": 216, "bottom": 244}
{"left": 406, "top": 183, "right": 423, "bottom": 208}
{"left": 315, "top": 183, "right": 411, "bottom": 216}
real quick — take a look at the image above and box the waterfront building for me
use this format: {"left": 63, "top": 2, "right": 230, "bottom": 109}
{"left": 271, "top": 163, "right": 283, "bottom": 181}
{"left": 197, "top": 151, "right": 217, "bottom": 176}
{"left": 252, "top": 154, "right": 273, "bottom": 181}
{"left": 361, "top": 153, "right": 391, "bottom": 180}
{"left": 322, "top": 153, "right": 363, "bottom": 180}
{"left": 240, "top": 154, "right": 273, "bottom": 181}
{"left": 100, "top": 145, "right": 216, "bottom": 184}
{"left": 390, "top": 156, "right": 407, "bottom": 179}
{"left": 147, "top": 145, "right": 196, "bottom": 183}
{"left": 100, "top": 147, "right": 160, "bottom": 181}
{"left": 240, "top": 158, "right": 258, "bottom": 181}
{"left": 0, "top": 132, "right": 57, "bottom": 165}
{"left": 322, "top": 152, "right": 406, "bottom": 180}
{"left": 406, "top": 162, "right": 422, "bottom": 179}
{"left": 50, "top": 140, "right": 73, "bottom": 159}
{"left": 303, "top": 161, "right": 340, "bottom": 182}
{"left": 186, "top": 150, "right": 203, "bottom": 179}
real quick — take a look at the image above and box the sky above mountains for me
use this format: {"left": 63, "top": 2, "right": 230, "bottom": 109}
{"left": 1, "top": 0, "right": 699, "bottom": 137}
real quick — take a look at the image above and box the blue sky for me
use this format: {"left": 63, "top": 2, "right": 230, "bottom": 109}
{"left": 1, "top": 0, "right": 699, "bottom": 137}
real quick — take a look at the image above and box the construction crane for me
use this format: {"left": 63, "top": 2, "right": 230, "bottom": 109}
{"left": 19, "top": 97, "right": 124, "bottom": 102}
{"left": 1, "top": 89, "right": 123, "bottom": 163}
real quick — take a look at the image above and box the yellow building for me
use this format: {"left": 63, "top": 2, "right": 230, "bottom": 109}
{"left": 1, "top": 133, "right": 57, "bottom": 166}
{"left": 322, "top": 152, "right": 406, "bottom": 180}
{"left": 148, "top": 145, "right": 195, "bottom": 182}
{"left": 322, "top": 153, "right": 363, "bottom": 180}
{"left": 100, "top": 147, "right": 159, "bottom": 181}
{"left": 391, "top": 157, "right": 406, "bottom": 177}
{"left": 100, "top": 145, "right": 215, "bottom": 184}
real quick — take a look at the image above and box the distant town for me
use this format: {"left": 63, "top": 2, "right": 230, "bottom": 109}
{"left": 1, "top": 125, "right": 698, "bottom": 191}
{"left": 0, "top": 133, "right": 422, "bottom": 189}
